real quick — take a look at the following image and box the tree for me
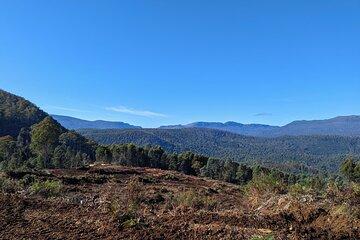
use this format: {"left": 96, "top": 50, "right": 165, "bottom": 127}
{"left": 30, "top": 117, "right": 63, "bottom": 168}
{"left": 236, "top": 164, "right": 253, "bottom": 184}
{"left": 110, "top": 144, "right": 127, "bottom": 164}
{"left": 168, "top": 153, "right": 179, "bottom": 171}
{"left": 125, "top": 143, "right": 139, "bottom": 166}
{"left": 191, "top": 155, "right": 208, "bottom": 175}
{"left": 353, "top": 163, "right": 360, "bottom": 183}
{"left": 17, "top": 127, "right": 31, "bottom": 148}
{"left": 95, "top": 146, "right": 112, "bottom": 163}
{"left": 222, "top": 160, "right": 239, "bottom": 183}
{"left": 74, "top": 151, "right": 84, "bottom": 167}
{"left": 16, "top": 127, "right": 32, "bottom": 163}
{"left": 340, "top": 156, "right": 355, "bottom": 181}
{"left": 53, "top": 146, "right": 66, "bottom": 168}
{"left": 201, "top": 158, "right": 224, "bottom": 180}
{"left": 148, "top": 146, "right": 165, "bottom": 168}
{"left": 0, "top": 136, "right": 15, "bottom": 169}
{"left": 178, "top": 152, "right": 195, "bottom": 175}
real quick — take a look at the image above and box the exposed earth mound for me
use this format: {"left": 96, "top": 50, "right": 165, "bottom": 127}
{"left": 0, "top": 165, "right": 359, "bottom": 240}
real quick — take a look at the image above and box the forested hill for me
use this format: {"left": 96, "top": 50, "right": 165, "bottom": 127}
{"left": 277, "top": 116, "right": 360, "bottom": 136}
{"left": 0, "top": 89, "right": 48, "bottom": 137}
{"left": 160, "top": 116, "right": 360, "bottom": 137}
{"left": 52, "top": 115, "right": 141, "bottom": 130}
{"left": 79, "top": 128, "right": 360, "bottom": 172}
{"left": 0, "top": 90, "right": 97, "bottom": 170}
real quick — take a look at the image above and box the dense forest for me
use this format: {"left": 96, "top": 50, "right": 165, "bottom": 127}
{"left": 79, "top": 128, "right": 360, "bottom": 173}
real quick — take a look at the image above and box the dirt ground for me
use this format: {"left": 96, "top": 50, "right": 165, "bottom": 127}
{"left": 0, "top": 164, "right": 359, "bottom": 240}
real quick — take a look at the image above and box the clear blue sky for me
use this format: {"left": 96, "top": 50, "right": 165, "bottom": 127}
{"left": 1, "top": 0, "right": 359, "bottom": 128}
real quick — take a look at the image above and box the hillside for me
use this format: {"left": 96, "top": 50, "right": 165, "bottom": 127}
{"left": 0, "top": 89, "right": 48, "bottom": 137}
{"left": 0, "top": 90, "right": 97, "bottom": 170}
{"left": 1, "top": 164, "right": 359, "bottom": 240}
{"left": 52, "top": 115, "right": 141, "bottom": 130}
{"left": 160, "top": 116, "right": 360, "bottom": 137}
{"left": 79, "top": 128, "right": 360, "bottom": 172}
{"left": 161, "top": 122, "right": 279, "bottom": 137}
{"left": 277, "top": 116, "right": 360, "bottom": 137}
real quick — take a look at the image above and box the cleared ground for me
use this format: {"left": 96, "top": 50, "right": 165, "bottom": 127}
{"left": 1, "top": 164, "right": 359, "bottom": 240}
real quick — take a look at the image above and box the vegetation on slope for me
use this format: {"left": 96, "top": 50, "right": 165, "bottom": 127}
{"left": 0, "top": 90, "right": 97, "bottom": 170}
{"left": 0, "top": 89, "right": 48, "bottom": 137}
{"left": 79, "top": 128, "right": 360, "bottom": 173}
{"left": 1, "top": 164, "right": 359, "bottom": 239}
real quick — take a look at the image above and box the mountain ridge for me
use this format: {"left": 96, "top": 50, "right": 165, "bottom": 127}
{"left": 52, "top": 113, "right": 360, "bottom": 137}
{"left": 51, "top": 115, "right": 141, "bottom": 130}
{"left": 160, "top": 115, "right": 360, "bottom": 137}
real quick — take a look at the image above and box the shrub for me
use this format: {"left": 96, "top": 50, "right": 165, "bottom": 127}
{"left": 126, "top": 177, "right": 143, "bottom": 212}
{"left": 108, "top": 177, "right": 145, "bottom": 228}
{"left": 288, "top": 182, "right": 312, "bottom": 196}
{"left": 20, "top": 174, "right": 36, "bottom": 187}
{"left": 30, "top": 180, "right": 62, "bottom": 197}
{"left": 289, "top": 176, "right": 327, "bottom": 196}
{"left": 162, "top": 173, "right": 179, "bottom": 181}
{"left": 0, "top": 176, "right": 20, "bottom": 193}
{"left": 250, "top": 235, "right": 275, "bottom": 240}
{"left": 350, "top": 182, "right": 360, "bottom": 197}
{"left": 173, "top": 189, "right": 217, "bottom": 210}
{"left": 245, "top": 173, "right": 287, "bottom": 195}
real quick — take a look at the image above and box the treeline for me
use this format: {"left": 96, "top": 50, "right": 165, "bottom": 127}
{"left": 96, "top": 143, "right": 301, "bottom": 185}
{"left": 96, "top": 143, "right": 360, "bottom": 187}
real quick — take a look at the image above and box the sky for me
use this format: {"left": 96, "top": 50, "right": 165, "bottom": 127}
{"left": 1, "top": 0, "right": 359, "bottom": 128}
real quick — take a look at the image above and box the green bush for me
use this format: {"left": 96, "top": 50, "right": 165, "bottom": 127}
{"left": 30, "top": 180, "right": 62, "bottom": 197}
{"left": 20, "top": 174, "right": 36, "bottom": 187}
{"left": 288, "top": 182, "right": 312, "bottom": 196}
{"left": 173, "top": 189, "right": 217, "bottom": 210}
{"left": 289, "top": 176, "right": 326, "bottom": 196}
{"left": 250, "top": 234, "right": 275, "bottom": 240}
{"left": 0, "top": 176, "right": 20, "bottom": 193}
{"left": 245, "top": 173, "right": 286, "bottom": 194}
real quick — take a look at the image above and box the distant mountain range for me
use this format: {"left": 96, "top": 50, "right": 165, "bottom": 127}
{"left": 51, "top": 115, "right": 141, "bottom": 130}
{"left": 54, "top": 114, "right": 360, "bottom": 137}
{"left": 160, "top": 122, "right": 279, "bottom": 137}
{"left": 160, "top": 116, "right": 360, "bottom": 137}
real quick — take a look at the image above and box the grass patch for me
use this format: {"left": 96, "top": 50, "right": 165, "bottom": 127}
{"left": 250, "top": 234, "right": 275, "bottom": 240}
{"left": 173, "top": 189, "right": 217, "bottom": 210}
{"left": 108, "top": 177, "right": 146, "bottom": 229}
{"left": 0, "top": 176, "right": 21, "bottom": 193}
{"left": 30, "top": 180, "right": 62, "bottom": 197}
{"left": 245, "top": 174, "right": 287, "bottom": 195}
